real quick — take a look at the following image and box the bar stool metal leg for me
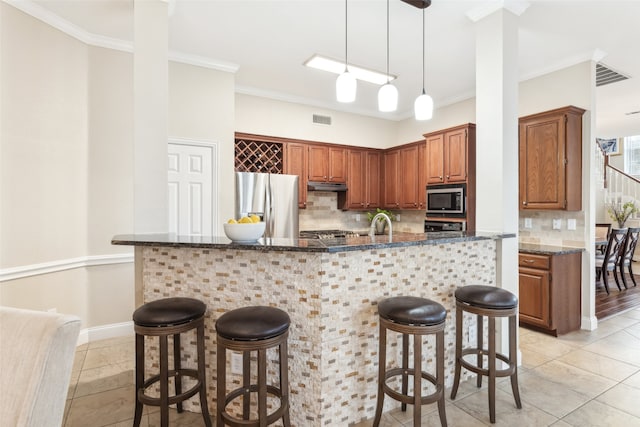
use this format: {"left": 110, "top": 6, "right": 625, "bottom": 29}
{"left": 488, "top": 316, "right": 496, "bottom": 423}
{"left": 401, "top": 333, "right": 409, "bottom": 412}
{"left": 436, "top": 329, "right": 446, "bottom": 427}
{"left": 159, "top": 335, "right": 169, "bottom": 427}
{"left": 279, "top": 339, "right": 291, "bottom": 427}
{"left": 413, "top": 334, "right": 422, "bottom": 426}
{"left": 174, "top": 333, "right": 183, "bottom": 413}
{"left": 373, "top": 322, "right": 386, "bottom": 426}
{"left": 477, "top": 314, "right": 483, "bottom": 388}
{"left": 133, "top": 334, "right": 144, "bottom": 427}
{"left": 509, "top": 315, "right": 522, "bottom": 409}
{"left": 216, "top": 341, "right": 226, "bottom": 427}
{"left": 450, "top": 305, "right": 463, "bottom": 400}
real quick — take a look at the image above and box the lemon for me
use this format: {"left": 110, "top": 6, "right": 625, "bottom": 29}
{"left": 227, "top": 218, "right": 237, "bottom": 224}
{"left": 238, "top": 216, "right": 253, "bottom": 224}
{"left": 250, "top": 214, "right": 261, "bottom": 223}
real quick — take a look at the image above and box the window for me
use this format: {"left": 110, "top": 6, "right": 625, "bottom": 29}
{"left": 623, "top": 135, "right": 640, "bottom": 176}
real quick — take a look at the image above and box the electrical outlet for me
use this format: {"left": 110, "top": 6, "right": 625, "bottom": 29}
{"left": 468, "top": 323, "right": 477, "bottom": 345}
{"left": 567, "top": 218, "right": 576, "bottom": 230}
{"left": 524, "top": 218, "right": 532, "bottom": 229}
{"left": 552, "top": 219, "right": 562, "bottom": 230}
{"left": 396, "top": 214, "right": 401, "bottom": 222}
{"left": 231, "top": 352, "right": 243, "bottom": 375}
{"left": 355, "top": 214, "right": 361, "bottom": 222}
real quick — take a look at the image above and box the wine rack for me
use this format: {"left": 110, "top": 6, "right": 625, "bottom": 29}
{"left": 235, "top": 138, "right": 283, "bottom": 173}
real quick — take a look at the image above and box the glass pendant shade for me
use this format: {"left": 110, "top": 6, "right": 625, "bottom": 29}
{"left": 336, "top": 70, "right": 356, "bottom": 103}
{"left": 414, "top": 90, "right": 433, "bottom": 120}
{"left": 378, "top": 83, "right": 398, "bottom": 112}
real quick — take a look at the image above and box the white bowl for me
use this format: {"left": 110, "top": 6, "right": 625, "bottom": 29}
{"left": 223, "top": 221, "right": 266, "bottom": 243}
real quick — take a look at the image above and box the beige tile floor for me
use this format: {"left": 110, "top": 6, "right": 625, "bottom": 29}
{"left": 64, "top": 307, "right": 640, "bottom": 426}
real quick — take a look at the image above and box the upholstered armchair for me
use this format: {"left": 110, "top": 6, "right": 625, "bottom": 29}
{"left": 0, "top": 306, "right": 81, "bottom": 426}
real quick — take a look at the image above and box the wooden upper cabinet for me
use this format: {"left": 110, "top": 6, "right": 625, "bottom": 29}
{"left": 425, "top": 125, "right": 470, "bottom": 184}
{"left": 308, "top": 145, "right": 347, "bottom": 183}
{"left": 345, "top": 149, "right": 381, "bottom": 210}
{"left": 519, "top": 106, "right": 585, "bottom": 211}
{"left": 383, "top": 149, "right": 401, "bottom": 209}
{"left": 418, "top": 142, "right": 427, "bottom": 208}
{"left": 444, "top": 128, "right": 468, "bottom": 183}
{"left": 425, "top": 134, "right": 445, "bottom": 184}
{"left": 285, "top": 142, "right": 308, "bottom": 209}
{"left": 400, "top": 144, "right": 421, "bottom": 209}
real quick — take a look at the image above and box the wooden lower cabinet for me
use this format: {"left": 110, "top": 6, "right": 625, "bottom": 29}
{"left": 518, "top": 250, "right": 582, "bottom": 336}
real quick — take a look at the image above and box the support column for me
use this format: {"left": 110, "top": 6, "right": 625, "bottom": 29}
{"left": 470, "top": 4, "right": 525, "bottom": 356}
{"left": 134, "top": 0, "right": 168, "bottom": 234}
{"left": 134, "top": 0, "right": 168, "bottom": 307}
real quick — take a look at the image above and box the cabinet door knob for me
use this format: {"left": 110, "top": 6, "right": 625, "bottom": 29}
{"left": 522, "top": 201, "right": 528, "bottom": 206}
{"left": 446, "top": 175, "right": 450, "bottom": 179}
{"left": 524, "top": 259, "right": 534, "bottom": 263}
{"left": 439, "top": 176, "right": 443, "bottom": 179}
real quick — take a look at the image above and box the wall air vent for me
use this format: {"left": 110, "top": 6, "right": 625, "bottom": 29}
{"left": 596, "top": 63, "right": 629, "bottom": 87}
{"left": 312, "top": 114, "right": 332, "bottom": 125}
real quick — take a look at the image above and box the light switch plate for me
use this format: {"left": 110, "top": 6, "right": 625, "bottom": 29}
{"left": 567, "top": 218, "right": 577, "bottom": 230}
{"left": 552, "top": 219, "right": 562, "bottom": 230}
{"left": 524, "top": 218, "right": 532, "bottom": 229}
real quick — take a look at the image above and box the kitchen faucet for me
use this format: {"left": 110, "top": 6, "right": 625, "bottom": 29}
{"left": 369, "top": 213, "right": 393, "bottom": 240}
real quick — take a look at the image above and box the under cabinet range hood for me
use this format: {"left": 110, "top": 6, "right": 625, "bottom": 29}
{"left": 307, "top": 181, "right": 348, "bottom": 192}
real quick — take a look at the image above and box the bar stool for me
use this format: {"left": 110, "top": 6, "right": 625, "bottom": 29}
{"left": 450, "top": 285, "right": 522, "bottom": 423}
{"left": 132, "top": 297, "right": 212, "bottom": 427}
{"left": 215, "top": 306, "right": 291, "bottom": 427}
{"left": 373, "top": 296, "right": 447, "bottom": 427}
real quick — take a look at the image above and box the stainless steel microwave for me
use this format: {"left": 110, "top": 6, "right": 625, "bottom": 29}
{"left": 426, "top": 183, "right": 466, "bottom": 216}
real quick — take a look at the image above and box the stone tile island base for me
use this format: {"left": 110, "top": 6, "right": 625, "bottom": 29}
{"left": 138, "top": 240, "right": 496, "bottom": 426}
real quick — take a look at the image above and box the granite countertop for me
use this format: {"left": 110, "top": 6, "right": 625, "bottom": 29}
{"left": 112, "top": 231, "right": 516, "bottom": 253}
{"left": 519, "top": 243, "right": 585, "bottom": 255}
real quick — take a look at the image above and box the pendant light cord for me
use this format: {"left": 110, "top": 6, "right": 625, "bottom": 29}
{"left": 386, "top": 0, "right": 390, "bottom": 84}
{"left": 344, "top": 0, "right": 348, "bottom": 71}
{"left": 421, "top": 7, "right": 425, "bottom": 93}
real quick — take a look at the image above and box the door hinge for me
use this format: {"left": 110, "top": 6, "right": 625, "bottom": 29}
{"left": 549, "top": 273, "right": 552, "bottom": 282}
{"left": 564, "top": 158, "right": 568, "bottom": 165}
{"left": 465, "top": 129, "right": 468, "bottom": 137}
{"left": 563, "top": 200, "right": 567, "bottom": 208}
{"left": 564, "top": 115, "right": 568, "bottom": 124}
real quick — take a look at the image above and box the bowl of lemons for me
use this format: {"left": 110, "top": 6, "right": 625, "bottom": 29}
{"left": 223, "top": 214, "right": 265, "bottom": 243}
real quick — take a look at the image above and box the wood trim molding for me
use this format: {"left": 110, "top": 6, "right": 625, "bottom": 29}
{"left": 0, "top": 253, "right": 134, "bottom": 282}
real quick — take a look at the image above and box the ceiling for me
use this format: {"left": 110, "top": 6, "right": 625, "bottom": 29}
{"left": 25, "top": 0, "right": 640, "bottom": 136}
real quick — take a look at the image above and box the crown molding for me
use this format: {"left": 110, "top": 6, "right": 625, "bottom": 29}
{"left": 5, "top": 0, "right": 239, "bottom": 72}
{"left": 466, "top": 1, "right": 531, "bottom": 22}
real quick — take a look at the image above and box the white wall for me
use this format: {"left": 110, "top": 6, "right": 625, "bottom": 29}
{"left": 235, "top": 94, "right": 396, "bottom": 149}
{"left": 169, "top": 62, "right": 236, "bottom": 230}
{"left": 396, "top": 98, "right": 476, "bottom": 145}
{"left": 0, "top": 4, "right": 236, "bottom": 331}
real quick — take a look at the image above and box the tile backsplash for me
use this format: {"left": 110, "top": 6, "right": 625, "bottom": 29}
{"left": 299, "top": 191, "right": 425, "bottom": 233}
{"left": 519, "top": 210, "right": 586, "bottom": 247}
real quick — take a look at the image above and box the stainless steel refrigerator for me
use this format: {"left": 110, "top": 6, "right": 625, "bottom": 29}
{"left": 235, "top": 172, "right": 299, "bottom": 239}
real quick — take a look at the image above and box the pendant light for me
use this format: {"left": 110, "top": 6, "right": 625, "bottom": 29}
{"left": 414, "top": 5, "right": 433, "bottom": 120}
{"left": 336, "top": 0, "right": 356, "bottom": 103}
{"left": 378, "top": 0, "right": 398, "bottom": 112}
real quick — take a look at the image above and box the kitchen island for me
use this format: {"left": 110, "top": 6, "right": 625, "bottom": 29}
{"left": 113, "top": 231, "right": 513, "bottom": 426}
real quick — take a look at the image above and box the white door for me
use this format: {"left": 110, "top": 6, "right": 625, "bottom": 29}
{"left": 168, "top": 141, "right": 216, "bottom": 235}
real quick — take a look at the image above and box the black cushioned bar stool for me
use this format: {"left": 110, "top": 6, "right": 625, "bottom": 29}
{"left": 215, "top": 306, "right": 291, "bottom": 427}
{"left": 373, "top": 296, "right": 447, "bottom": 427}
{"left": 450, "top": 285, "right": 522, "bottom": 423}
{"left": 132, "top": 297, "right": 212, "bottom": 427}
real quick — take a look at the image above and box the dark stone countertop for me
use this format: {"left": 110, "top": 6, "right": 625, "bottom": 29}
{"left": 112, "top": 231, "right": 516, "bottom": 253}
{"left": 519, "top": 243, "right": 585, "bottom": 255}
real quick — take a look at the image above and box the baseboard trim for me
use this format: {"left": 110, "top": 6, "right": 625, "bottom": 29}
{"left": 581, "top": 315, "right": 599, "bottom": 331}
{"left": 0, "top": 253, "right": 134, "bottom": 282}
{"left": 77, "top": 321, "right": 133, "bottom": 347}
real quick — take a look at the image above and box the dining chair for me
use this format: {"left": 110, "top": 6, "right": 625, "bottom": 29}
{"left": 619, "top": 227, "right": 640, "bottom": 289}
{"left": 595, "top": 228, "right": 627, "bottom": 294}
{"left": 595, "top": 223, "right": 612, "bottom": 254}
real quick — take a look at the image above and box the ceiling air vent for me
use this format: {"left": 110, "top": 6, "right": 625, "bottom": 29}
{"left": 596, "top": 63, "right": 629, "bottom": 87}
{"left": 312, "top": 114, "right": 332, "bottom": 125}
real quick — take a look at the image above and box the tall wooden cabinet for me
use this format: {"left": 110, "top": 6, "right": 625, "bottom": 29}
{"left": 344, "top": 149, "right": 381, "bottom": 210}
{"left": 518, "top": 250, "right": 582, "bottom": 336}
{"left": 519, "top": 106, "right": 585, "bottom": 211}
{"left": 285, "top": 142, "right": 308, "bottom": 209}
{"left": 383, "top": 149, "right": 401, "bottom": 209}
{"left": 423, "top": 124, "right": 476, "bottom": 231}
